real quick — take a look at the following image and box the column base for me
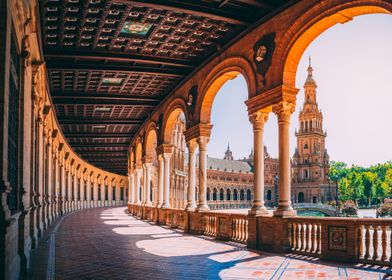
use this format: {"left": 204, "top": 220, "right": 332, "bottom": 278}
{"left": 196, "top": 204, "right": 209, "bottom": 212}
{"left": 248, "top": 207, "right": 269, "bottom": 216}
{"left": 273, "top": 209, "right": 297, "bottom": 217}
{"left": 185, "top": 204, "right": 196, "bottom": 211}
{"left": 161, "top": 203, "right": 171, "bottom": 209}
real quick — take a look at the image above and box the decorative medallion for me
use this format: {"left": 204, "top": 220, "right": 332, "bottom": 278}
{"left": 253, "top": 33, "right": 276, "bottom": 85}
{"left": 102, "top": 78, "right": 123, "bottom": 85}
{"left": 328, "top": 226, "right": 347, "bottom": 251}
{"left": 121, "top": 21, "right": 153, "bottom": 37}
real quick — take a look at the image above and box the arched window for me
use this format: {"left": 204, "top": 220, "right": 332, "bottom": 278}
{"left": 267, "top": 190, "right": 272, "bottom": 200}
{"left": 213, "top": 188, "right": 217, "bottom": 201}
{"left": 304, "top": 143, "right": 308, "bottom": 149}
{"left": 220, "top": 189, "right": 224, "bottom": 201}
{"left": 233, "top": 189, "right": 238, "bottom": 201}
{"left": 240, "top": 189, "right": 245, "bottom": 201}
{"left": 298, "top": 192, "right": 305, "bottom": 203}
{"left": 207, "top": 188, "right": 211, "bottom": 200}
{"left": 246, "top": 190, "right": 251, "bottom": 201}
{"left": 226, "top": 189, "right": 231, "bottom": 201}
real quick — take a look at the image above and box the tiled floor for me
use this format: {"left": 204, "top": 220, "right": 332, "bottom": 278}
{"left": 49, "top": 207, "right": 389, "bottom": 279}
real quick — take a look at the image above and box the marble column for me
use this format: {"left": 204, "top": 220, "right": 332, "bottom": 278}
{"left": 108, "top": 181, "right": 113, "bottom": 206}
{"left": 273, "top": 102, "right": 297, "bottom": 217}
{"left": 145, "top": 163, "right": 152, "bottom": 206}
{"left": 93, "top": 177, "right": 98, "bottom": 207}
{"left": 196, "top": 136, "right": 209, "bottom": 211}
{"left": 53, "top": 152, "right": 60, "bottom": 218}
{"left": 186, "top": 139, "right": 197, "bottom": 211}
{"left": 73, "top": 173, "right": 78, "bottom": 210}
{"left": 100, "top": 179, "right": 106, "bottom": 207}
{"left": 67, "top": 168, "right": 72, "bottom": 212}
{"left": 60, "top": 160, "right": 66, "bottom": 215}
{"left": 128, "top": 173, "right": 133, "bottom": 204}
{"left": 116, "top": 183, "right": 121, "bottom": 206}
{"left": 80, "top": 176, "right": 85, "bottom": 209}
{"left": 157, "top": 155, "right": 164, "bottom": 207}
{"left": 161, "top": 153, "right": 171, "bottom": 209}
{"left": 135, "top": 168, "right": 142, "bottom": 204}
{"left": 86, "top": 175, "right": 91, "bottom": 208}
{"left": 249, "top": 111, "right": 269, "bottom": 216}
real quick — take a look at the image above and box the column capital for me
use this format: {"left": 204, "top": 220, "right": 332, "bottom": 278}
{"left": 249, "top": 110, "right": 270, "bottom": 130}
{"left": 186, "top": 138, "right": 198, "bottom": 153}
{"left": 272, "top": 101, "right": 296, "bottom": 123}
{"left": 197, "top": 136, "right": 209, "bottom": 151}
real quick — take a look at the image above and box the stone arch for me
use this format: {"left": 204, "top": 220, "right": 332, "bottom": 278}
{"left": 196, "top": 56, "right": 257, "bottom": 124}
{"left": 161, "top": 98, "right": 188, "bottom": 144}
{"left": 272, "top": 1, "right": 392, "bottom": 88}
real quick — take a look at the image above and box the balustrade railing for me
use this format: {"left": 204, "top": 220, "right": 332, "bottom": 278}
{"left": 289, "top": 218, "right": 322, "bottom": 257}
{"left": 358, "top": 220, "right": 392, "bottom": 265}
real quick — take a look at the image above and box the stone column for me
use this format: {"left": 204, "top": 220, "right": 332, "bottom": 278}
{"left": 60, "top": 160, "right": 66, "bottom": 215}
{"left": 116, "top": 183, "right": 121, "bottom": 206}
{"left": 157, "top": 155, "right": 164, "bottom": 207}
{"left": 108, "top": 181, "right": 113, "bottom": 206}
{"left": 249, "top": 111, "right": 269, "bottom": 216}
{"left": 128, "top": 173, "right": 133, "bottom": 204}
{"left": 161, "top": 153, "right": 171, "bottom": 209}
{"left": 45, "top": 138, "right": 53, "bottom": 226}
{"left": 186, "top": 139, "right": 197, "bottom": 211}
{"left": 196, "top": 136, "right": 209, "bottom": 211}
{"left": 142, "top": 165, "right": 147, "bottom": 205}
{"left": 273, "top": 102, "right": 297, "bottom": 217}
{"left": 135, "top": 168, "right": 142, "bottom": 204}
{"left": 80, "top": 176, "right": 85, "bottom": 209}
{"left": 145, "top": 163, "right": 152, "bottom": 206}
{"left": 67, "top": 168, "right": 72, "bottom": 212}
{"left": 86, "top": 174, "right": 91, "bottom": 208}
{"left": 73, "top": 173, "right": 78, "bottom": 210}
{"left": 53, "top": 152, "right": 60, "bottom": 219}
{"left": 93, "top": 177, "right": 98, "bottom": 208}
{"left": 100, "top": 179, "right": 106, "bottom": 207}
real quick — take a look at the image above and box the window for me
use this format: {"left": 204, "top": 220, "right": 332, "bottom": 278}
{"left": 304, "top": 143, "right": 308, "bottom": 149}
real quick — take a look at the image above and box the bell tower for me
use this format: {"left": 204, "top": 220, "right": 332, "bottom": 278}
{"left": 292, "top": 58, "right": 329, "bottom": 184}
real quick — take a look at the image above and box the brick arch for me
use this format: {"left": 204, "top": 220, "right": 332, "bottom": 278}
{"left": 271, "top": 1, "right": 392, "bottom": 88}
{"left": 195, "top": 56, "right": 257, "bottom": 124}
{"left": 161, "top": 98, "right": 188, "bottom": 144}
{"left": 144, "top": 122, "right": 158, "bottom": 161}
{"left": 134, "top": 138, "right": 143, "bottom": 165}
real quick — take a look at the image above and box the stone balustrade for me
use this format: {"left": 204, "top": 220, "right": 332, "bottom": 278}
{"left": 129, "top": 204, "right": 392, "bottom": 267}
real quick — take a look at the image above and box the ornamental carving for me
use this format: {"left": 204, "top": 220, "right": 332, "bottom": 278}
{"left": 253, "top": 33, "right": 276, "bottom": 86}
{"left": 273, "top": 102, "right": 295, "bottom": 123}
{"left": 328, "top": 226, "right": 347, "bottom": 251}
{"left": 249, "top": 111, "right": 269, "bottom": 130}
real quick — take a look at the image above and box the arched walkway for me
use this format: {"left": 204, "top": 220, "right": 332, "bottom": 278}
{"left": 30, "top": 207, "right": 386, "bottom": 279}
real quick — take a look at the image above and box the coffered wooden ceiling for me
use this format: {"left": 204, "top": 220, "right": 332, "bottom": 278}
{"left": 40, "top": 0, "right": 290, "bottom": 175}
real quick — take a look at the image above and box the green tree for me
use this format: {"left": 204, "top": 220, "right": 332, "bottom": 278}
{"left": 361, "top": 172, "right": 377, "bottom": 207}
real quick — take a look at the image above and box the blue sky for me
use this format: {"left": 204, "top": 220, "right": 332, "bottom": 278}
{"left": 207, "top": 14, "right": 392, "bottom": 167}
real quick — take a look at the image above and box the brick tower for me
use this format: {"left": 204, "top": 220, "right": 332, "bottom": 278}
{"left": 292, "top": 58, "right": 330, "bottom": 203}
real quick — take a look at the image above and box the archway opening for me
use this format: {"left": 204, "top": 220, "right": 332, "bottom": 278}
{"left": 285, "top": 11, "right": 392, "bottom": 212}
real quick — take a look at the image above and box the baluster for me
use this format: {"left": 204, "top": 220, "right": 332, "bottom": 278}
{"left": 245, "top": 220, "right": 248, "bottom": 241}
{"left": 239, "top": 219, "right": 242, "bottom": 241}
{"left": 381, "top": 225, "right": 387, "bottom": 262}
{"left": 301, "top": 224, "right": 306, "bottom": 251}
{"left": 317, "top": 224, "right": 321, "bottom": 254}
{"left": 373, "top": 226, "right": 379, "bottom": 261}
{"left": 291, "top": 223, "right": 297, "bottom": 250}
{"left": 358, "top": 225, "right": 364, "bottom": 259}
{"left": 310, "top": 223, "right": 316, "bottom": 253}
{"left": 296, "top": 223, "right": 301, "bottom": 251}
{"left": 305, "top": 223, "right": 311, "bottom": 252}
{"left": 389, "top": 226, "right": 392, "bottom": 262}
{"left": 364, "top": 226, "right": 371, "bottom": 260}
